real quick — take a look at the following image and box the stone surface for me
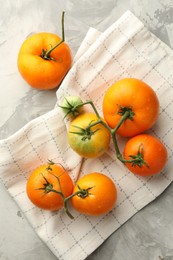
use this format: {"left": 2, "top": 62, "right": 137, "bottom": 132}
{"left": 0, "top": 0, "right": 173, "bottom": 259}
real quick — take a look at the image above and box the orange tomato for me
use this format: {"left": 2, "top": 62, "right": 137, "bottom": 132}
{"left": 18, "top": 12, "right": 72, "bottom": 90}
{"left": 102, "top": 78, "right": 159, "bottom": 137}
{"left": 26, "top": 163, "right": 73, "bottom": 211}
{"left": 124, "top": 134, "right": 167, "bottom": 176}
{"left": 71, "top": 172, "right": 117, "bottom": 216}
{"left": 18, "top": 32, "right": 72, "bottom": 90}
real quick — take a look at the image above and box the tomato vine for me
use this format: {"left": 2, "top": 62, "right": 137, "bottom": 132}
{"left": 61, "top": 98, "right": 148, "bottom": 167}
{"left": 34, "top": 160, "right": 96, "bottom": 219}
{"left": 40, "top": 11, "right": 65, "bottom": 61}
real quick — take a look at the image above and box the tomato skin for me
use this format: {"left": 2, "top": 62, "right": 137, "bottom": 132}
{"left": 18, "top": 32, "right": 72, "bottom": 90}
{"left": 71, "top": 172, "right": 117, "bottom": 216}
{"left": 102, "top": 78, "right": 159, "bottom": 137}
{"left": 26, "top": 164, "right": 73, "bottom": 211}
{"left": 124, "top": 134, "right": 167, "bottom": 176}
{"left": 68, "top": 113, "right": 111, "bottom": 158}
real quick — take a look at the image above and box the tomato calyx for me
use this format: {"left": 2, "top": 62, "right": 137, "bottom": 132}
{"left": 40, "top": 49, "right": 57, "bottom": 61}
{"left": 70, "top": 122, "right": 100, "bottom": 141}
{"left": 37, "top": 174, "right": 54, "bottom": 194}
{"left": 75, "top": 184, "right": 93, "bottom": 198}
{"left": 118, "top": 106, "right": 135, "bottom": 120}
{"left": 40, "top": 11, "right": 65, "bottom": 61}
{"left": 125, "top": 144, "right": 149, "bottom": 168}
{"left": 60, "top": 96, "right": 84, "bottom": 118}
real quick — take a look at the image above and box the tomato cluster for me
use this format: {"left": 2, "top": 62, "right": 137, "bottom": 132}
{"left": 26, "top": 161, "right": 117, "bottom": 218}
{"left": 26, "top": 78, "right": 167, "bottom": 218}
{"left": 65, "top": 78, "right": 167, "bottom": 178}
{"left": 102, "top": 78, "right": 167, "bottom": 176}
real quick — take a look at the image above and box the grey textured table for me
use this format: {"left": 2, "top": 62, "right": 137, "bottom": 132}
{"left": 0, "top": 1, "right": 173, "bottom": 259}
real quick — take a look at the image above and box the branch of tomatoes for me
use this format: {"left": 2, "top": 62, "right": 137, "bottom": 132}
{"left": 26, "top": 160, "right": 117, "bottom": 219}
{"left": 26, "top": 79, "right": 167, "bottom": 218}
{"left": 60, "top": 78, "right": 167, "bottom": 177}
{"left": 61, "top": 98, "right": 147, "bottom": 167}
{"left": 38, "top": 173, "right": 93, "bottom": 220}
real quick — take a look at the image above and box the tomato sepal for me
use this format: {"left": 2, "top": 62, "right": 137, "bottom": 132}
{"left": 60, "top": 96, "right": 84, "bottom": 118}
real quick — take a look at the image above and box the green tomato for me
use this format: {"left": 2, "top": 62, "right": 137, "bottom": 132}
{"left": 61, "top": 96, "right": 83, "bottom": 118}
{"left": 68, "top": 112, "right": 111, "bottom": 158}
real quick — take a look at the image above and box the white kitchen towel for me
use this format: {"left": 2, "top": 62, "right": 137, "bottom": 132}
{"left": 0, "top": 10, "right": 173, "bottom": 260}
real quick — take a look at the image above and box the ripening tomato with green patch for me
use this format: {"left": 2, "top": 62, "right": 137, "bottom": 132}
{"left": 102, "top": 78, "right": 159, "bottom": 137}
{"left": 71, "top": 172, "right": 117, "bottom": 216}
{"left": 67, "top": 112, "right": 111, "bottom": 158}
{"left": 123, "top": 134, "right": 167, "bottom": 176}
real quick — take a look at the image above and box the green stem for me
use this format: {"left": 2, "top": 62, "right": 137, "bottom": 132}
{"left": 62, "top": 186, "right": 93, "bottom": 219}
{"left": 110, "top": 111, "right": 131, "bottom": 163}
{"left": 63, "top": 198, "right": 74, "bottom": 219}
{"left": 41, "top": 11, "right": 65, "bottom": 60}
{"left": 83, "top": 100, "right": 112, "bottom": 132}
{"left": 86, "top": 119, "right": 102, "bottom": 129}
{"left": 111, "top": 131, "right": 123, "bottom": 161}
{"left": 65, "top": 189, "right": 89, "bottom": 201}
{"left": 82, "top": 101, "right": 131, "bottom": 163}
{"left": 50, "top": 188, "right": 74, "bottom": 219}
{"left": 112, "top": 111, "right": 130, "bottom": 134}
{"left": 82, "top": 101, "right": 144, "bottom": 165}
{"left": 83, "top": 100, "right": 101, "bottom": 119}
